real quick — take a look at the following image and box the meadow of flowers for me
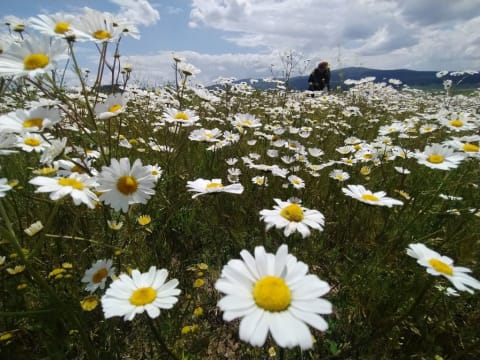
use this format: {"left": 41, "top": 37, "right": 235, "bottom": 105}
{"left": 1, "top": 7, "right": 480, "bottom": 360}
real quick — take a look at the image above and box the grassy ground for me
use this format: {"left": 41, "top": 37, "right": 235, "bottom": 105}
{"left": 0, "top": 52, "right": 479, "bottom": 359}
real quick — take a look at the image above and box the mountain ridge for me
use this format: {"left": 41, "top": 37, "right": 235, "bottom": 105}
{"left": 232, "top": 67, "right": 480, "bottom": 91}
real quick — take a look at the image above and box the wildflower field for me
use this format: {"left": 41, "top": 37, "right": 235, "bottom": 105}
{"left": 1, "top": 7, "right": 480, "bottom": 360}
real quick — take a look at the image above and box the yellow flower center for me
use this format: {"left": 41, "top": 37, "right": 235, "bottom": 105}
{"left": 450, "top": 119, "right": 463, "bottom": 127}
{"left": 280, "top": 203, "right": 304, "bottom": 222}
{"left": 361, "top": 194, "right": 379, "bottom": 202}
{"left": 253, "top": 276, "right": 291, "bottom": 312}
{"left": 129, "top": 287, "right": 157, "bottom": 306}
{"left": 174, "top": 112, "right": 189, "bottom": 120}
{"left": 23, "top": 118, "right": 44, "bottom": 128}
{"left": 462, "top": 143, "right": 479, "bottom": 152}
{"left": 13, "top": 24, "right": 25, "bottom": 32}
{"left": 24, "top": 138, "right": 41, "bottom": 147}
{"left": 335, "top": 174, "right": 344, "bottom": 180}
{"left": 241, "top": 120, "right": 253, "bottom": 126}
{"left": 206, "top": 182, "right": 223, "bottom": 189}
{"left": 93, "top": 30, "right": 111, "bottom": 40}
{"left": 137, "top": 215, "right": 152, "bottom": 226}
{"left": 58, "top": 177, "right": 84, "bottom": 190}
{"left": 24, "top": 54, "right": 50, "bottom": 70}
{"left": 428, "top": 258, "right": 453, "bottom": 276}
{"left": 108, "top": 104, "right": 122, "bottom": 113}
{"left": 360, "top": 166, "right": 371, "bottom": 175}
{"left": 81, "top": 295, "right": 99, "bottom": 311}
{"left": 428, "top": 154, "right": 444, "bottom": 164}
{"left": 116, "top": 176, "right": 138, "bottom": 195}
{"left": 92, "top": 268, "right": 108, "bottom": 283}
{"left": 54, "top": 21, "right": 70, "bottom": 34}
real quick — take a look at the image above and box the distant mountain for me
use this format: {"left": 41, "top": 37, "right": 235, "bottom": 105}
{"left": 234, "top": 67, "right": 480, "bottom": 91}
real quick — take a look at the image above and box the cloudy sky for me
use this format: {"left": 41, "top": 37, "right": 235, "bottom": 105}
{"left": 1, "top": 0, "right": 479, "bottom": 85}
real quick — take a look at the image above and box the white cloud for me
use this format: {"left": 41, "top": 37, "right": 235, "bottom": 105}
{"left": 188, "top": 0, "right": 480, "bottom": 71}
{"left": 125, "top": 50, "right": 295, "bottom": 86}
{"left": 109, "top": 0, "right": 160, "bottom": 26}
{"left": 69, "top": 0, "right": 478, "bottom": 86}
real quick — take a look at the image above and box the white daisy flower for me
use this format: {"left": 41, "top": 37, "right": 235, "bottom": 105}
{"left": 96, "top": 158, "right": 156, "bottom": 213}
{"left": 329, "top": 169, "right": 350, "bottom": 182}
{"left": 81, "top": 259, "right": 116, "bottom": 293}
{"left": 414, "top": 143, "right": 464, "bottom": 170}
{"left": 419, "top": 124, "right": 437, "bottom": 134}
{"left": 101, "top": 266, "right": 181, "bottom": 321}
{"left": 342, "top": 184, "right": 403, "bottom": 207}
{"left": 215, "top": 244, "right": 332, "bottom": 350}
{"left": 73, "top": 8, "right": 124, "bottom": 43}
{"left": 162, "top": 108, "right": 199, "bottom": 127}
{"left": 28, "top": 13, "right": 85, "bottom": 39}
{"left": 186, "top": 178, "right": 244, "bottom": 199}
{"left": 94, "top": 93, "right": 128, "bottom": 119}
{"left": 39, "top": 137, "right": 67, "bottom": 165}
{"left": 56, "top": 158, "right": 98, "bottom": 177}
{"left": 225, "top": 158, "right": 238, "bottom": 166}
{"left": 178, "top": 62, "right": 201, "bottom": 76}
{"left": 16, "top": 133, "right": 51, "bottom": 153}
{"left": 0, "top": 133, "right": 18, "bottom": 155}
{"left": 443, "top": 139, "right": 480, "bottom": 158}
{"left": 0, "top": 107, "right": 62, "bottom": 134}
{"left": 231, "top": 113, "right": 262, "bottom": 129}
{"left": 146, "top": 164, "right": 163, "bottom": 181}
{"left": 439, "top": 115, "right": 478, "bottom": 132}
{"left": 407, "top": 243, "right": 480, "bottom": 294}
{"left": 252, "top": 176, "right": 268, "bottom": 186}
{"left": 266, "top": 149, "right": 279, "bottom": 158}
{"left": 188, "top": 128, "right": 222, "bottom": 142}
{"left": 0, "top": 178, "right": 12, "bottom": 197}
{"left": 29, "top": 173, "right": 99, "bottom": 209}
{"left": 24, "top": 220, "right": 44, "bottom": 236}
{"left": 308, "top": 147, "right": 324, "bottom": 157}
{"left": 288, "top": 175, "right": 305, "bottom": 189}
{"left": 259, "top": 199, "right": 325, "bottom": 238}
{"left": 0, "top": 34, "right": 67, "bottom": 78}
{"left": 223, "top": 131, "right": 240, "bottom": 144}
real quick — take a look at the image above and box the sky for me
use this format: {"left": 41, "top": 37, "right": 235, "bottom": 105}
{"left": 1, "top": 0, "right": 479, "bottom": 86}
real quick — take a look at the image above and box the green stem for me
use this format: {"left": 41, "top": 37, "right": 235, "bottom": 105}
{"left": 0, "top": 199, "right": 99, "bottom": 359}
{"left": 147, "top": 316, "right": 179, "bottom": 360}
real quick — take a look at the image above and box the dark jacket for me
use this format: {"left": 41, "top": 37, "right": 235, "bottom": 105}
{"left": 308, "top": 67, "right": 331, "bottom": 91}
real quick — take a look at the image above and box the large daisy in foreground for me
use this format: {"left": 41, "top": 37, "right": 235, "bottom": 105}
{"left": 342, "top": 184, "right": 403, "bottom": 207}
{"left": 101, "top": 266, "right": 181, "bottom": 321}
{"left": 96, "top": 158, "right": 156, "bottom": 213}
{"left": 215, "top": 244, "right": 332, "bottom": 350}
{"left": 259, "top": 199, "right": 325, "bottom": 238}
{"left": 0, "top": 34, "right": 67, "bottom": 78}
{"left": 406, "top": 243, "right": 480, "bottom": 294}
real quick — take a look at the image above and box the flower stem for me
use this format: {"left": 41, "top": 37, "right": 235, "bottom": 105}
{"left": 147, "top": 316, "right": 179, "bottom": 360}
